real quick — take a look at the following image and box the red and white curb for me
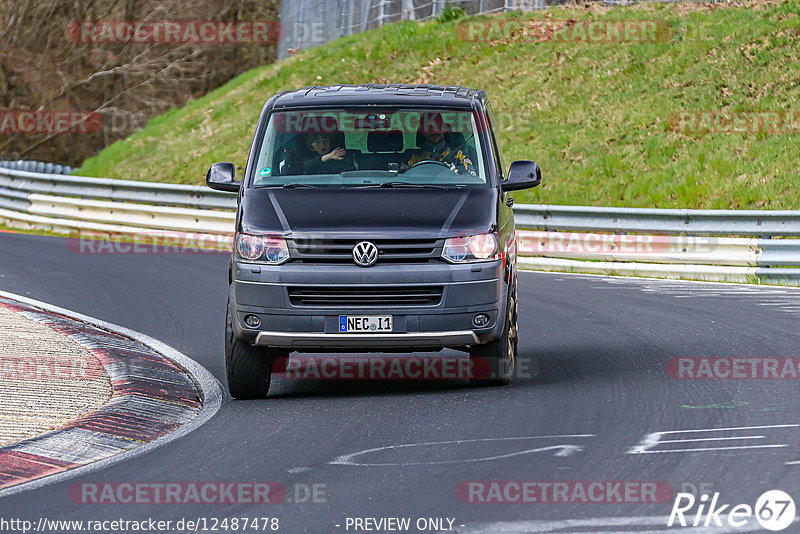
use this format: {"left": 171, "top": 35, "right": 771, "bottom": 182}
{"left": 0, "top": 290, "right": 222, "bottom": 497}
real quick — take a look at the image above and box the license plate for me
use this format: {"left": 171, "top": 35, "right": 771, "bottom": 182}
{"left": 339, "top": 315, "right": 393, "bottom": 333}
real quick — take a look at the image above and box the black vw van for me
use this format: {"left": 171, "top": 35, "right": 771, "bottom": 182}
{"left": 207, "top": 84, "right": 541, "bottom": 398}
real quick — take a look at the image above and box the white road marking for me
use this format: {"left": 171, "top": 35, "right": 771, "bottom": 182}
{"left": 330, "top": 435, "right": 594, "bottom": 467}
{"left": 673, "top": 289, "right": 773, "bottom": 295}
{"left": 288, "top": 467, "right": 312, "bottom": 473}
{"left": 581, "top": 275, "right": 800, "bottom": 317}
{"left": 520, "top": 270, "right": 797, "bottom": 290}
{"left": 632, "top": 444, "right": 789, "bottom": 454}
{"left": 454, "top": 515, "right": 784, "bottom": 533}
{"left": 643, "top": 424, "right": 800, "bottom": 432}
{"left": 657, "top": 435, "right": 766, "bottom": 444}
{"left": 628, "top": 424, "right": 799, "bottom": 455}
{"left": 0, "top": 289, "right": 224, "bottom": 499}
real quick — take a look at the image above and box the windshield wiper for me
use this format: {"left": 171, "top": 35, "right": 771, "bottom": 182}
{"left": 281, "top": 183, "right": 319, "bottom": 188}
{"left": 253, "top": 183, "right": 319, "bottom": 189}
{"left": 352, "top": 181, "right": 448, "bottom": 189}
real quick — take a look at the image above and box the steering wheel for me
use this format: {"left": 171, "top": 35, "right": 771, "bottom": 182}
{"left": 406, "top": 159, "right": 453, "bottom": 172}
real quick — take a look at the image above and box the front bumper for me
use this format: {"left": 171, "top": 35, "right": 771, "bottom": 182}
{"left": 254, "top": 330, "right": 480, "bottom": 349}
{"left": 231, "top": 259, "right": 507, "bottom": 350}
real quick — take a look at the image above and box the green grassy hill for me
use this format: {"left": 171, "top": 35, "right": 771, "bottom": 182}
{"left": 78, "top": 1, "right": 800, "bottom": 208}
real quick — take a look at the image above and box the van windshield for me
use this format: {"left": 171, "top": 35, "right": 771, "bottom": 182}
{"left": 252, "top": 108, "right": 487, "bottom": 188}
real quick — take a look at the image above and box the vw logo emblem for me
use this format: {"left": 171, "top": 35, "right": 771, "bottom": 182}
{"left": 352, "top": 241, "right": 378, "bottom": 267}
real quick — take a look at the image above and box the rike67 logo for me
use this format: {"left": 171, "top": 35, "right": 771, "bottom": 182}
{"left": 668, "top": 490, "right": 796, "bottom": 531}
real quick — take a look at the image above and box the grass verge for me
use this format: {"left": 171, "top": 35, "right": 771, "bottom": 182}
{"left": 77, "top": 0, "right": 800, "bottom": 209}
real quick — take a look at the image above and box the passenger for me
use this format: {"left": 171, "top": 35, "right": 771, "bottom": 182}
{"left": 406, "top": 113, "right": 476, "bottom": 176}
{"left": 303, "top": 132, "right": 353, "bottom": 174}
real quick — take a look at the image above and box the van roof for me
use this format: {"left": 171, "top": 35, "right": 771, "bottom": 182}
{"left": 271, "top": 84, "right": 487, "bottom": 109}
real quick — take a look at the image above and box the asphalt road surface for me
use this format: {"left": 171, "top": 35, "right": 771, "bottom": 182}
{"left": 0, "top": 231, "right": 798, "bottom": 533}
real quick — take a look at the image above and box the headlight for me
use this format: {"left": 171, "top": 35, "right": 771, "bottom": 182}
{"left": 442, "top": 233, "right": 499, "bottom": 263}
{"left": 235, "top": 233, "right": 289, "bottom": 264}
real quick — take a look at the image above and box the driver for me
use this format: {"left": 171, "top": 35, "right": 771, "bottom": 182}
{"left": 405, "top": 112, "right": 476, "bottom": 176}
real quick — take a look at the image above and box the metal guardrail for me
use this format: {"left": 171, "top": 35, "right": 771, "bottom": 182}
{"left": 0, "top": 164, "right": 236, "bottom": 237}
{"left": 514, "top": 204, "right": 800, "bottom": 237}
{"left": 0, "top": 165, "right": 798, "bottom": 284}
{"left": 515, "top": 230, "right": 800, "bottom": 284}
{"left": 0, "top": 166, "right": 237, "bottom": 211}
{"left": 0, "top": 160, "right": 74, "bottom": 176}
{"left": 513, "top": 206, "right": 800, "bottom": 283}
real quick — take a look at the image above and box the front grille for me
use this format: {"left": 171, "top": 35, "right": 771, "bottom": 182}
{"left": 288, "top": 238, "right": 442, "bottom": 264}
{"left": 288, "top": 285, "right": 443, "bottom": 307}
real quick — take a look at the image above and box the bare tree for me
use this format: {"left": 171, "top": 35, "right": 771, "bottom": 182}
{"left": 0, "top": 0, "right": 279, "bottom": 165}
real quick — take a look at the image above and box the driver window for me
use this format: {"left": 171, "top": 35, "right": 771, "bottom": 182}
{"left": 484, "top": 101, "right": 506, "bottom": 180}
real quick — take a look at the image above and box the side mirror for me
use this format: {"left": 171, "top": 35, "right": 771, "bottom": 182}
{"left": 503, "top": 160, "right": 542, "bottom": 191}
{"left": 206, "top": 162, "right": 240, "bottom": 192}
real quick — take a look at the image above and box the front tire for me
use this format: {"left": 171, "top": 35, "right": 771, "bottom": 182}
{"left": 469, "top": 281, "right": 518, "bottom": 387}
{"left": 225, "top": 293, "right": 277, "bottom": 399}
